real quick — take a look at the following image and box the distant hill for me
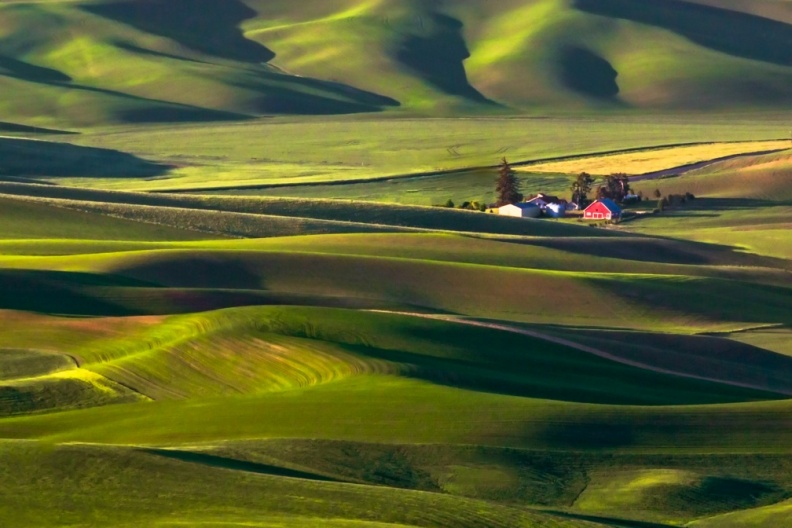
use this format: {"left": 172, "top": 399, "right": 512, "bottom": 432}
{"left": 1, "top": 0, "right": 792, "bottom": 126}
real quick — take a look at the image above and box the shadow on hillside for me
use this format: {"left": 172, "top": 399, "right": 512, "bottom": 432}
{"left": 329, "top": 323, "right": 773, "bottom": 406}
{"left": 0, "top": 53, "right": 251, "bottom": 124}
{"left": 539, "top": 419, "right": 639, "bottom": 450}
{"left": 395, "top": 13, "right": 494, "bottom": 104}
{"left": 140, "top": 449, "right": 342, "bottom": 482}
{"left": 83, "top": 0, "right": 400, "bottom": 115}
{"left": 115, "top": 105, "right": 249, "bottom": 123}
{"left": 0, "top": 56, "right": 72, "bottom": 84}
{"left": 83, "top": 0, "right": 274, "bottom": 63}
{"left": 0, "top": 270, "right": 151, "bottom": 316}
{"left": 546, "top": 328, "right": 792, "bottom": 390}
{"left": 0, "top": 138, "right": 170, "bottom": 178}
{"left": 520, "top": 236, "right": 767, "bottom": 266}
{"left": 0, "top": 122, "right": 76, "bottom": 135}
{"left": 545, "top": 511, "right": 689, "bottom": 528}
{"left": 589, "top": 275, "right": 792, "bottom": 328}
{"left": 239, "top": 73, "right": 401, "bottom": 115}
{"left": 558, "top": 46, "right": 621, "bottom": 99}
{"left": 574, "top": 0, "right": 792, "bottom": 66}
{"left": 113, "top": 40, "right": 209, "bottom": 64}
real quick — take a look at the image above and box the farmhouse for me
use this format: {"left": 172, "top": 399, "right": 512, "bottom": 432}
{"left": 525, "top": 193, "right": 562, "bottom": 210}
{"left": 525, "top": 193, "right": 568, "bottom": 217}
{"left": 584, "top": 199, "right": 622, "bottom": 220}
{"left": 498, "top": 202, "right": 541, "bottom": 218}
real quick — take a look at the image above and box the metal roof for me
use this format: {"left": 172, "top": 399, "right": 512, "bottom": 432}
{"left": 586, "top": 198, "right": 622, "bottom": 213}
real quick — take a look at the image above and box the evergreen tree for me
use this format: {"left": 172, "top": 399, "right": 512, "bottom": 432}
{"left": 495, "top": 158, "right": 523, "bottom": 206}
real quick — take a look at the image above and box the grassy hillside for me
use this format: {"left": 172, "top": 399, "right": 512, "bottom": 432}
{"left": 0, "top": 195, "right": 216, "bottom": 241}
{"left": 4, "top": 305, "right": 781, "bottom": 407}
{"left": 0, "top": 0, "right": 789, "bottom": 129}
{"left": 2, "top": 441, "right": 605, "bottom": 528}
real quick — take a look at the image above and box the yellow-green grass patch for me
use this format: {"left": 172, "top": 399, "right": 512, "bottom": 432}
{"left": 518, "top": 141, "right": 791, "bottom": 175}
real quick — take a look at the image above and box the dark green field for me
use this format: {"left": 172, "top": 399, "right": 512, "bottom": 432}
{"left": 1, "top": 0, "right": 792, "bottom": 526}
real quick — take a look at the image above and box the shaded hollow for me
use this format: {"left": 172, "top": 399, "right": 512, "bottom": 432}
{"left": 574, "top": 0, "right": 792, "bottom": 66}
{"left": 82, "top": 0, "right": 274, "bottom": 63}
{"left": 558, "top": 46, "right": 619, "bottom": 98}
{"left": 396, "top": 13, "right": 491, "bottom": 103}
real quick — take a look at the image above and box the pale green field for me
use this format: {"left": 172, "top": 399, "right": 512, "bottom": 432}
{"left": 54, "top": 117, "right": 792, "bottom": 191}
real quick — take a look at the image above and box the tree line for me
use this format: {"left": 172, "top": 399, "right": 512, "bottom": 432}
{"left": 496, "top": 158, "right": 636, "bottom": 207}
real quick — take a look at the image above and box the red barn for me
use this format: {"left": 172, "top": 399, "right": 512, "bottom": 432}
{"left": 583, "top": 199, "right": 622, "bottom": 220}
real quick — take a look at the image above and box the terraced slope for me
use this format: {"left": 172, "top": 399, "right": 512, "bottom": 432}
{"left": 4, "top": 306, "right": 780, "bottom": 408}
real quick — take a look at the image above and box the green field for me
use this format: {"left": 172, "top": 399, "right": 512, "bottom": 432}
{"left": 2, "top": 172, "right": 792, "bottom": 525}
{"left": 2, "top": 0, "right": 792, "bottom": 526}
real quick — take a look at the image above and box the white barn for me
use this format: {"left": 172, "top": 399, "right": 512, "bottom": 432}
{"left": 498, "top": 202, "right": 541, "bottom": 218}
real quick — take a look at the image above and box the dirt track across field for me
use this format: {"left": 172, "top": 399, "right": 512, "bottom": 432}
{"left": 368, "top": 310, "right": 792, "bottom": 396}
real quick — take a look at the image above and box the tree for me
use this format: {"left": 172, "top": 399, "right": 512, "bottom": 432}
{"left": 653, "top": 188, "right": 662, "bottom": 199}
{"left": 570, "top": 172, "right": 594, "bottom": 205}
{"left": 601, "top": 173, "right": 631, "bottom": 202}
{"left": 495, "top": 158, "right": 523, "bottom": 206}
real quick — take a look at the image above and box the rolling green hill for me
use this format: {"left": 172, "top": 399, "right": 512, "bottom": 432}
{"left": 2, "top": 1, "right": 792, "bottom": 526}
{"left": 2, "top": 190, "right": 792, "bottom": 526}
{"left": 0, "top": 0, "right": 791, "bottom": 128}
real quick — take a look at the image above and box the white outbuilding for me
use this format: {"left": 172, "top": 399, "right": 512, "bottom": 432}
{"left": 498, "top": 202, "right": 541, "bottom": 218}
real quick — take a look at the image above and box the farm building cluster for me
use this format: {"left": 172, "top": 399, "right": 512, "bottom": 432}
{"left": 498, "top": 193, "right": 622, "bottom": 221}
